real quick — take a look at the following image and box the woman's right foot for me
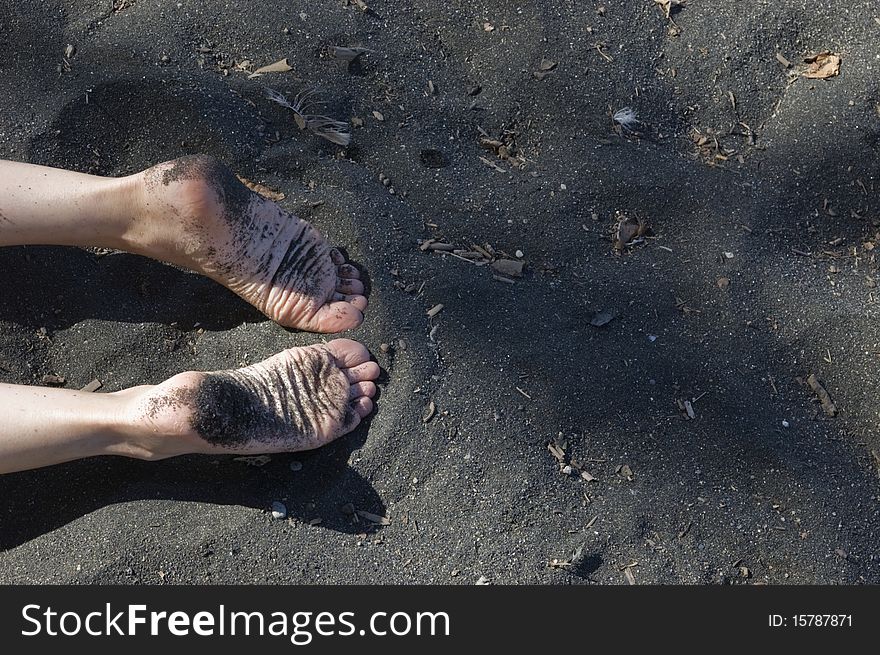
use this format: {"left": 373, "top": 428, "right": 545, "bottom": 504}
{"left": 127, "top": 339, "right": 379, "bottom": 457}
{"left": 132, "top": 155, "right": 367, "bottom": 333}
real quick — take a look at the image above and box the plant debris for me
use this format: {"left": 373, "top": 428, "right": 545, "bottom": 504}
{"left": 807, "top": 374, "right": 838, "bottom": 416}
{"left": 691, "top": 128, "right": 742, "bottom": 167}
{"left": 235, "top": 175, "right": 285, "bottom": 201}
{"left": 547, "top": 439, "right": 598, "bottom": 481}
{"left": 676, "top": 398, "right": 696, "bottom": 419}
{"left": 802, "top": 51, "right": 841, "bottom": 79}
{"left": 612, "top": 107, "right": 640, "bottom": 133}
{"left": 248, "top": 58, "right": 293, "bottom": 77}
{"left": 478, "top": 126, "right": 526, "bottom": 169}
{"left": 418, "top": 237, "right": 528, "bottom": 283}
{"left": 653, "top": 0, "right": 684, "bottom": 20}
{"left": 426, "top": 303, "right": 444, "bottom": 317}
{"left": 356, "top": 510, "right": 391, "bottom": 526}
{"left": 616, "top": 464, "right": 635, "bottom": 481}
{"left": 613, "top": 213, "right": 650, "bottom": 251}
{"left": 41, "top": 374, "right": 66, "bottom": 386}
{"left": 80, "top": 379, "right": 103, "bottom": 392}
{"left": 775, "top": 51, "right": 792, "bottom": 68}
{"left": 265, "top": 87, "right": 351, "bottom": 146}
{"left": 533, "top": 58, "right": 557, "bottom": 80}
{"left": 422, "top": 400, "right": 436, "bottom": 423}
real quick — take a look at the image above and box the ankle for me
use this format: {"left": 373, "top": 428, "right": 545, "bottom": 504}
{"left": 125, "top": 159, "right": 228, "bottom": 265}
{"left": 109, "top": 384, "right": 202, "bottom": 461}
{"left": 105, "top": 171, "right": 161, "bottom": 255}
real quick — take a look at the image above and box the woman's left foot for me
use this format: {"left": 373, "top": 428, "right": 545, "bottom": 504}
{"left": 133, "top": 155, "right": 367, "bottom": 333}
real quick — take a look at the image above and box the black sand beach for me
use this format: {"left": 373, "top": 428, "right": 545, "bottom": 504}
{"left": 1, "top": 0, "right": 879, "bottom": 584}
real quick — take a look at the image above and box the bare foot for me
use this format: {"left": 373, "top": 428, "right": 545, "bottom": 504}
{"left": 134, "top": 155, "right": 367, "bottom": 333}
{"left": 128, "top": 339, "right": 379, "bottom": 456}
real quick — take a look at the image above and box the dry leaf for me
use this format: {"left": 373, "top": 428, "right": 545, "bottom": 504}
{"left": 248, "top": 58, "right": 293, "bottom": 77}
{"left": 803, "top": 51, "right": 841, "bottom": 80}
{"left": 356, "top": 510, "right": 391, "bottom": 525}
{"left": 372, "top": 110, "right": 385, "bottom": 121}
{"left": 236, "top": 175, "right": 286, "bottom": 201}
{"left": 422, "top": 400, "right": 436, "bottom": 423}
{"left": 614, "top": 214, "right": 649, "bottom": 251}
{"left": 539, "top": 58, "right": 557, "bottom": 71}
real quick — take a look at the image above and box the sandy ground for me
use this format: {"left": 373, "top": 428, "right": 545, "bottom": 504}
{"left": 1, "top": 0, "right": 879, "bottom": 584}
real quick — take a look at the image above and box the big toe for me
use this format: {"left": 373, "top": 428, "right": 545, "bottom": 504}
{"left": 325, "top": 338, "right": 372, "bottom": 367}
{"left": 298, "top": 300, "right": 365, "bottom": 333}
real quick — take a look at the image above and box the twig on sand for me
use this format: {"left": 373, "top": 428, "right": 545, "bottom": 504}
{"left": 807, "top": 374, "right": 837, "bottom": 416}
{"left": 80, "top": 379, "right": 102, "bottom": 392}
{"left": 593, "top": 42, "right": 613, "bottom": 62}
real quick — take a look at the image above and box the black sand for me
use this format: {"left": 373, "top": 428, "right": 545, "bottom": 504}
{"left": 0, "top": 0, "right": 878, "bottom": 584}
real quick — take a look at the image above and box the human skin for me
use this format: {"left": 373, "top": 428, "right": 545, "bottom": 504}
{"left": 0, "top": 157, "right": 378, "bottom": 474}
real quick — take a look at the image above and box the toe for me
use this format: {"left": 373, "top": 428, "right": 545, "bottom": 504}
{"left": 331, "top": 293, "right": 368, "bottom": 312}
{"left": 349, "top": 380, "right": 377, "bottom": 399}
{"left": 351, "top": 396, "right": 374, "bottom": 418}
{"left": 344, "top": 361, "right": 381, "bottom": 383}
{"left": 338, "top": 264, "right": 360, "bottom": 279}
{"left": 330, "top": 248, "right": 345, "bottom": 265}
{"left": 336, "top": 277, "right": 365, "bottom": 295}
{"left": 307, "top": 301, "right": 364, "bottom": 333}
{"left": 324, "top": 338, "right": 371, "bottom": 367}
